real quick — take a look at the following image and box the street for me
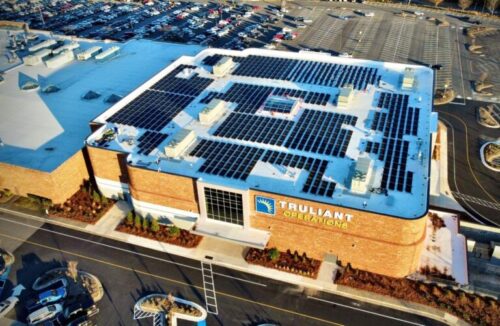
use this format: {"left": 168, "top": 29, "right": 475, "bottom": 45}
{"left": 0, "top": 212, "right": 444, "bottom": 326}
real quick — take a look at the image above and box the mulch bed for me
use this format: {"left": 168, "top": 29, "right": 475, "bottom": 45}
{"left": 116, "top": 223, "right": 202, "bottom": 248}
{"left": 245, "top": 248, "right": 321, "bottom": 279}
{"left": 336, "top": 264, "right": 499, "bottom": 326}
{"left": 48, "top": 182, "right": 115, "bottom": 224}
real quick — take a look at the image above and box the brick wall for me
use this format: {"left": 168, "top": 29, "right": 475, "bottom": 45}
{"left": 0, "top": 150, "right": 89, "bottom": 204}
{"left": 127, "top": 165, "right": 200, "bottom": 214}
{"left": 249, "top": 190, "right": 427, "bottom": 278}
{"left": 86, "top": 145, "right": 129, "bottom": 184}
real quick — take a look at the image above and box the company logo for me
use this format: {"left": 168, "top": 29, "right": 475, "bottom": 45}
{"left": 256, "top": 196, "right": 275, "bottom": 215}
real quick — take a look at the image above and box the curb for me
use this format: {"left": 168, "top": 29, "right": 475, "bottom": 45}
{"left": 0, "top": 207, "right": 453, "bottom": 324}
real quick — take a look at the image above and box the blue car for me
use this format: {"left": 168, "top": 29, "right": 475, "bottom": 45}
{"left": 38, "top": 287, "right": 67, "bottom": 305}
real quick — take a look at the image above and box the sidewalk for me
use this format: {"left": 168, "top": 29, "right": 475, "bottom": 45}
{"left": 0, "top": 205, "right": 461, "bottom": 325}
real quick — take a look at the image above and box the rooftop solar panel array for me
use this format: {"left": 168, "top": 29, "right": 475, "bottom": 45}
{"left": 107, "top": 90, "right": 193, "bottom": 131}
{"left": 107, "top": 65, "right": 214, "bottom": 131}
{"left": 190, "top": 139, "right": 264, "bottom": 180}
{"left": 285, "top": 110, "right": 357, "bottom": 157}
{"left": 202, "top": 54, "right": 243, "bottom": 66}
{"left": 261, "top": 151, "right": 336, "bottom": 197}
{"left": 214, "top": 113, "right": 293, "bottom": 146}
{"left": 150, "top": 64, "right": 213, "bottom": 97}
{"left": 372, "top": 92, "right": 421, "bottom": 193}
{"left": 200, "top": 83, "right": 331, "bottom": 113}
{"left": 137, "top": 131, "right": 168, "bottom": 155}
{"left": 232, "top": 55, "right": 379, "bottom": 90}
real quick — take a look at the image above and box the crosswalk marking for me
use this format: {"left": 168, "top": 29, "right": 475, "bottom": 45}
{"left": 452, "top": 192, "right": 500, "bottom": 211}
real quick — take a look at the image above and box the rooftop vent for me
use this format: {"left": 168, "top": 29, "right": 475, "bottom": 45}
{"left": 42, "top": 85, "right": 61, "bottom": 93}
{"left": 82, "top": 90, "right": 101, "bottom": 100}
{"left": 199, "top": 99, "right": 226, "bottom": 125}
{"left": 350, "top": 157, "right": 373, "bottom": 194}
{"left": 105, "top": 94, "right": 122, "bottom": 104}
{"left": 20, "top": 80, "right": 39, "bottom": 91}
{"left": 164, "top": 129, "right": 195, "bottom": 158}
{"left": 213, "top": 56, "right": 234, "bottom": 77}
{"left": 337, "top": 85, "right": 354, "bottom": 108}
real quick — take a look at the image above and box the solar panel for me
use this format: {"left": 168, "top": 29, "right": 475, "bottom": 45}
{"left": 285, "top": 110, "right": 356, "bottom": 157}
{"left": 214, "top": 113, "right": 293, "bottom": 146}
{"left": 190, "top": 139, "right": 264, "bottom": 180}
{"left": 232, "top": 55, "right": 379, "bottom": 90}
{"left": 261, "top": 150, "right": 336, "bottom": 197}
{"left": 107, "top": 90, "right": 193, "bottom": 131}
{"left": 150, "top": 65, "right": 213, "bottom": 97}
{"left": 137, "top": 131, "right": 168, "bottom": 155}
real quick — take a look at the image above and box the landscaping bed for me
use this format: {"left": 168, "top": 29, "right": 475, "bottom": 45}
{"left": 336, "top": 264, "right": 499, "bottom": 326}
{"left": 116, "top": 212, "right": 202, "bottom": 248}
{"left": 48, "top": 181, "right": 114, "bottom": 224}
{"left": 0, "top": 189, "right": 14, "bottom": 204}
{"left": 245, "top": 247, "right": 321, "bottom": 279}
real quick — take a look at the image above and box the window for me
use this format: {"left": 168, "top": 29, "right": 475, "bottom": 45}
{"left": 204, "top": 188, "right": 244, "bottom": 225}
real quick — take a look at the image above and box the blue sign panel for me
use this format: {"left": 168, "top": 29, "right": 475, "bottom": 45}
{"left": 255, "top": 196, "right": 275, "bottom": 215}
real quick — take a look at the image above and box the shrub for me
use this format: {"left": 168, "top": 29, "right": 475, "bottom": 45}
{"left": 126, "top": 211, "right": 134, "bottom": 225}
{"left": 101, "top": 195, "right": 108, "bottom": 205}
{"left": 151, "top": 218, "right": 160, "bottom": 233}
{"left": 92, "top": 190, "right": 101, "bottom": 203}
{"left": 169, "top": 226, "right": 180, "bottom": 238}
{"left": 268, "top": 248, "right": 280, "bottom": 261}
{"left": 142, "top": 217, "right": 149, "bottom": 231}
{"left": 135, "top": 214, "right": 142, "bottom": 229}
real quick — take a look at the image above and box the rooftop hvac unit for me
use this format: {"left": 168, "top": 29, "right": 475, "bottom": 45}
{"left": 76, "top": 46, "right": 102, "bottom": 61}
{"left": 199, "top": 99, "right": 226, "bottom": 125}
{"left": 45, "top": 50, "right": 74, "bottom": 68}
{"left": 350, "top": 157, "right": 373, "bottom": 194}
{"left": 52, "top": 42, "right": 79, "bottom": 55}
{"left": 95, "top": 46, "right": 119, "bottom": 60}
{"left": 212, "top": 56, "right": 234, "bottom": 77}
{"left": 28, "top": 39, "right": 57, "bottom": 53}
{"left": 23, "top": 48, "right": 51, "bottom": 66}
{"left": 164, "top": 129, "right": 195, "bottom": 158}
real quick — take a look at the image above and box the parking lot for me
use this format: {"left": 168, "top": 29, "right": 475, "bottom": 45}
{"left": 1, "top": 0, "right": 499, "bottom": 103}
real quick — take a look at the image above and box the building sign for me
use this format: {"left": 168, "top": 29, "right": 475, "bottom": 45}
{"left": 255, "top": 196, "right": 276, "bottom": 215}
{"left": 255, "top": 196, "right": 354, "bottom": 230}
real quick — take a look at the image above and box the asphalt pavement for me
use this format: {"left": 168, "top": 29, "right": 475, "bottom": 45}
{"left": 436, "top": 100, "right": 500, "bottom": 226}
{"left": 0, "top": 212, "right": 444, "bottom": 326}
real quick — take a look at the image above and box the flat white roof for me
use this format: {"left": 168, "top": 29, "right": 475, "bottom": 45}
{"left": 0, "top": 29, "right": 204, "bottom": 172}
{"left": 88, "top": 48, "right": 435, "bottom": 219}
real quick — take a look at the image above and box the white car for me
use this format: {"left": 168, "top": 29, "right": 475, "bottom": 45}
{"left": 339, "top": 52, "right": 353, "bottom": 58}
{"left": 364, "top": 12, "right": 375, "bottom": 17}
{"left": 0, "top": 297, "right": 19, "bottom": 318}
{"left": 27, "top": 304, "right": 62, "bottom": 324}
{"left": 414, "top": 11, "right": 425, "bottom": 16}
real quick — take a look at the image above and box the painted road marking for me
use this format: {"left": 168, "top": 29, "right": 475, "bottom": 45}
{"left": 0, "top": 231, "right": 343, "bottom": 326}
{"left": 0, "top": 214, "right": 267, "bottom": 288}
{"left": 451, "top": 192, "right": 500, "bottom": 211}
{"left": 307, "top": 296, "right": 425, "bottom": 326}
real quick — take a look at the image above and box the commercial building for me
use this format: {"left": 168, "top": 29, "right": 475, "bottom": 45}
{"left": 86, "top": 48, "right": 437, "bottom": 277}
{"left": 0, "top": 29, "right": 203, "bottom": 203}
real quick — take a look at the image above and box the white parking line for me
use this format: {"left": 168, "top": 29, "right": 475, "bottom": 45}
{"left": 0, "top": 213, "right": 268, "bottom": 287}
{"left": 307, "top": 296, "right": 425, "bottom": 326}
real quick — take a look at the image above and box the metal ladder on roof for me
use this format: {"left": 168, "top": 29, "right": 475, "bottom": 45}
{"left": 201, "top": 257, "right": 218, "bottom": 315}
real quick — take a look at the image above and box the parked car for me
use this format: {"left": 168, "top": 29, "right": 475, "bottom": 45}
{"left": 27, "top": 304, "right": 62, "bottom": 325}
{"left": 37, "top": 287, "right": 67, "bottom": 305}
{"left": 0, "top": 297, "right": 19, "bottom": 318}
{"left": 33, "top": 277, "right": 68, "bottom": 292}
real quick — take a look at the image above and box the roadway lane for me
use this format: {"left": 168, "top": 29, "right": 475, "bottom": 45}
{"left": 0, "top": 212, "right": 444, "bottom": 326}
{"left": 436, "top": 100, "right": 500, "bottom": 226}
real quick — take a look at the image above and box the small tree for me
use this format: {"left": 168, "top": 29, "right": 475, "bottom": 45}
{"left": 151, "top": 218, "right": 160, "bottom": 233}
{"left": 135, "top": 214, "right": 142, "bottom": 229}
{"left": 486, "top": 0, "right": 499, "bottom": 13}
{"left": 268, "top": 247, "right": 280, "bottom": 262}
{"left": 458, "top": 0, "right": 473, "bottom": 10}
{"left": 126, "top": 211, "right": 134, "bottom": 225}
{"left": 101, "top": 195, "right": 108, "bottom": 205}
{"left": 67, "top": 260, "right": 78, "bottom": 282}
{"left": 92, "top": 190, "right": 101, "bottom": 203}
{"left": 169, "top": 226, "right": 180, "bottom": 238}
{"left": 142, "top": 216, "right": 149, "bottom": 231}
{"left": 429, "top": 0, "right": 444, "bottom": 7}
